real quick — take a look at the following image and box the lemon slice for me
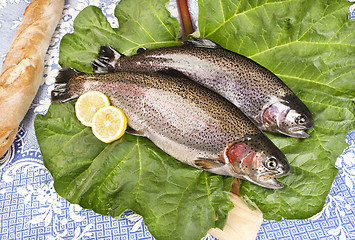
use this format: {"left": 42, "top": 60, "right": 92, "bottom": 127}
{"left": 75, "top": 91, "right": 110, "bottom": 127}
{"left": 91, "top": 106, "right": 127, "bottom": 143}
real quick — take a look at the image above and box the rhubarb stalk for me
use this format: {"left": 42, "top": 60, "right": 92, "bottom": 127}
{"left": 176, "top": 0, "right": 195, "bottom": 41}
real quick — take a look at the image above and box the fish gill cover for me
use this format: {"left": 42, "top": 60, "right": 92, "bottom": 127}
{"left": 34, "top": 0, "right": 355, "bottom": 239}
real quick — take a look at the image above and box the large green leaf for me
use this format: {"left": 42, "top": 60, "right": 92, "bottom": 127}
{"left": 198, "top": 0, "right": 355, "bottom": 220}
{"left": 59, "top": 1, "right": 181, "bottom": 73}
{"left": 35, "top": 101, "right": 234, "bottom": 240}
{"left": 37, "top": 0, "right": 355, "bottom": 235}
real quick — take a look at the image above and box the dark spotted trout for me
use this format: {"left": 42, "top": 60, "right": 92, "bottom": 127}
{"left": 93, "top": 38, "right": 314, "bottom": 138}
{"left": 52, "top": 68, "right": 290, "bottom": 189}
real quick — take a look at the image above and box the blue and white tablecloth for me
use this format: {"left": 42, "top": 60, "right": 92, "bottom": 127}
{"left": 0, "top": 1, "right": 354, "bottom": 239}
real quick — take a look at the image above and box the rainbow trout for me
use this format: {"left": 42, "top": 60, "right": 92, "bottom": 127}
{"left": 93, "top": 38, "right": 313, "bottom": 138}
{"left": 52, "top": 68, "right": 290, "bottom": 189}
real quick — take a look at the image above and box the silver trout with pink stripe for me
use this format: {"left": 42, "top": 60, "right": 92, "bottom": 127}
{"left": 52, "top": 68, "right": 290, "bottom": 189}
{"left": 93, "top": 38, "right": 313, "bottom": 138}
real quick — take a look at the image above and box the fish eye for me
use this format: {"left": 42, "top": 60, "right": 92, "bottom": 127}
{"left": 265, "top": 157, "right": 278, "bottom": 170}
{"left": 295, "top": 115, "right": 307, "bottom": 125}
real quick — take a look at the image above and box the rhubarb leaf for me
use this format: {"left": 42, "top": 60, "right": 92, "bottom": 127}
{"left": 43, "top": 0, "right": 355, "bottom": 230}
{"left": 59, "top": 2, "right": 181, "bottom": 73}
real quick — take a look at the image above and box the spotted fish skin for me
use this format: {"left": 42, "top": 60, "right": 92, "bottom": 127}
{"left": 52, "top": 68, "right": 290, "bottom": 189}
{"left": 93, "top": 38, "right": 313, "bottom": 138}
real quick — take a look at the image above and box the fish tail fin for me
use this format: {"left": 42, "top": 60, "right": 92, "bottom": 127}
{"left": 92, "top": 45, "right": 122, "bottom": 74}
{"left": 51, "top": 67, "right": 83, "bottom": 103}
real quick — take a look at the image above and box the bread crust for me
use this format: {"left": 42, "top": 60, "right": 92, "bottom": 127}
{"left": 0, "top": 0, "right": 64, "bottom": 157}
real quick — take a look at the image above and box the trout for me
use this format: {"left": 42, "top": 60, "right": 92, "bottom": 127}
{"left": 93, "top": 38, "right": 314, "bottom": 138}
{"left": 52, "top": 68, "right": 290, "bottom": 189}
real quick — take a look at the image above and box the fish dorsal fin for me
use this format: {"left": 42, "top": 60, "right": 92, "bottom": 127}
{"left": 137, "top": 47, "right": 147, "bottom": 54}
{"left": 194, "top": 157, "right": 225, "bottom": 170}
{"left": 92, "top": 45, "right": 123, "bottom": 74}
{"left": 184, "top": 37, "right": 221, "bottom": 49}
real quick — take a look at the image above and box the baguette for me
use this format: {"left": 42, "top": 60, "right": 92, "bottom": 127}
{"left": 0, "top": 0, "right": 64, "bottom": 158}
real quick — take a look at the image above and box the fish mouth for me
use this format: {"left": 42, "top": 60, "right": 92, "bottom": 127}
{"left": 253, "top": 171, "right": 288, "bottom": 189}
{"left": 243, "top": 172, "right": 285, "bottom": 189}
{"left": 259, "top": 177, "right": 284, "bottom": 189}
{"left": 276, "top": 126, "right": 311, "bottom": 138}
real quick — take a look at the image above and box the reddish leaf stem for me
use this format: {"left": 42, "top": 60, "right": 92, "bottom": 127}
{"left": 176, "top": 0, "right": 195, "bottom": 41}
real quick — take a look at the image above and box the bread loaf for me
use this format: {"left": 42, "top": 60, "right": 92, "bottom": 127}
{"left": 0, "top": 0, "right": 64, "bottom": 157}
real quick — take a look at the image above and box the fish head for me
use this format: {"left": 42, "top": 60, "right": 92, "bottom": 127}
{"left": 224, "top": 135, "right": 290, "bottom": 189}
{"left": 261, "top": 96, "right": 314, "bottom": 138}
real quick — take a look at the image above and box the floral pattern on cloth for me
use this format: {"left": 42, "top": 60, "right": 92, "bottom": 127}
{"left": 0, "top": 0, "right": 354, "bottom": 240}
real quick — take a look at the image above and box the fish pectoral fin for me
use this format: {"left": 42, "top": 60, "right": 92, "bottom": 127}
{"left": 184, "top": 37, "right": 221, "bottom": 49}
{"left": 125, "top": 128, "right": 146, "bottom": 137}
{"left": 93, "top": 45, "right": 123, "bottom": 74}
{"left": 194, "top": 157, "right": 225, "bottom": 170}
